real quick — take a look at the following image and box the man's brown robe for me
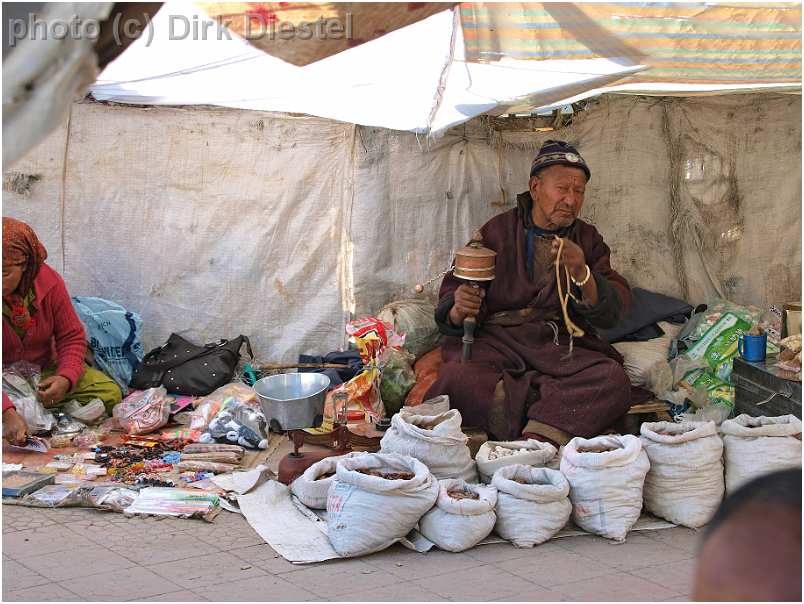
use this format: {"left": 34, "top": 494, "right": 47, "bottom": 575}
{"left": 425, "top": 192, "right": 635, "bottom": 442}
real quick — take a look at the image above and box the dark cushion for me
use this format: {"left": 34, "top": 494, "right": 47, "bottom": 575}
{"left": 598, "top": 287, "right": 693, "bottom": 343}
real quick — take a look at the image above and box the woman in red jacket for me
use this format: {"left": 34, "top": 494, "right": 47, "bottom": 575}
{"left": 2, "top": 217, "right": 122, "bottom": 444}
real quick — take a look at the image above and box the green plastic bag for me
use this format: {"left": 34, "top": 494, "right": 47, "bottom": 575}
{"left": 682, "top": 312, "right": 751, "bottom": 382}
{"left": 379, "top": 348, "right": 416, "bottom": 416}
{"left": 679, "top": 368, "right": 735, "bottom": 410}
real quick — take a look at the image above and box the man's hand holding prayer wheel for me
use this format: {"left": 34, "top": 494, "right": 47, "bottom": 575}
{"left": 449, "top": 284, "right": 485, "bottom": 326}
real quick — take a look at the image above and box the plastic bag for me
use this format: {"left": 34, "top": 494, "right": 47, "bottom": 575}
{"left": 326, "top": 367, "right": 384, "bottom": 424}
{"left": 560, "top": 435, "right": 650, "bottom": 542}
{"left": 49, "top": 413, "right": 87, "bottom": 448}
{"left": 80, "top": 485, "right": 138, "bottom": 512}
{"left": 640, "top": 421, "right": 724, "bottom": 528}
{"left": 63, "top": 398, "right": 106, "bottom": 425}
{"left": 326, "top": 453, "right": 439, "bottom": 557}
{"left": 475, "top": 439, "right": 557, "bottom": 484}
{"left": 379, "top": 348, "right": 416, "bottom": 417}
{"left": 189, "top": 383, "right": 259, "bottom": 430}
{"left": 671, "top": 366, "right": 735, "bottom": 425}
{"left": 20, "top": 485, "right": 83, "bottom": 507}
{"left": 720, "top": 414, "right": 802, "bottom": 494}
{"left": 124, "top": 487, "right": 220, "bottom": 521}
{"left": 380, "top": 408, "right": 477, "bottom": 482}
{"left": 346, "top": 317, "right": 404, "bottom": 364}
{"left": 492, "top": 465, "right": 571, "bottom": 547}
{"left": 200, "top": 399, "right": 269, "bottom": 449}
{"left": 71, "top": 429, "right": 103, "bottom": 448}
{"left": 680, "top": 312, "right": 750, "bottom": 382}
{"left": 72, "top": 296, "right": 144, "bottom": 395}
{"left": 2, "top": 361, "right": 55, "bottom": 433}
{"left": 113, "top": 387, "right": 171, "bottom": 435}
{"left": 377, "top": 299, "right": 441, "bottom": 359}
{"left": 682, "top": 299, "right": 763, "bottom": 343}
{"left": 418, "top": 479, "right": 497, "bottom": 552}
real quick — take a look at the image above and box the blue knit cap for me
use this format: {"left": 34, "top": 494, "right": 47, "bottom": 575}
{"left": 529, "top": 140, "right": 591, "bottom": 180}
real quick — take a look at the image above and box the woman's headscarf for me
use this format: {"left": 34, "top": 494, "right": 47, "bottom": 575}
{"left": 3, "top": 216, "right": 48, "bottom": 299}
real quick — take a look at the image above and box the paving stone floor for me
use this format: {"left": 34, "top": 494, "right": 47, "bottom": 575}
{"left": 1, "top": 505, "right": 698, "bottom": 602}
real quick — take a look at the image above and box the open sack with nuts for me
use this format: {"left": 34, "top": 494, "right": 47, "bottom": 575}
{"left": 326, "top": 452, "right": 439, "bottom": 558}
{"left": 475, "top": 439, "right": 557, "bottom": 483}
{"left": 290, "top": 452, "right": 365, "bottom": 510}
{"left": 418, "top": 479, "right": 498, "bottom": 552}
{"left": 491, "top": 465, "right": 571, "bottom": 547}
{"left": 720, "top": 414, "right": 802, "bottom": 494}
{"left": 379, "top": 408, "right": 477, "bottom": 482}
{"left": 639, "top": 421, "right": 724, "bottom": 528}
{"left": 560, "top": 435, "right": 650, "bottom": 542}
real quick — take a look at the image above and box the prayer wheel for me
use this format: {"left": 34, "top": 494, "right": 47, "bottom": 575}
{"left": 453, "top": 235, "right": 497, "bottom": 282}
{"left": 453, "top": 233, "right": 496, "bottom": 362}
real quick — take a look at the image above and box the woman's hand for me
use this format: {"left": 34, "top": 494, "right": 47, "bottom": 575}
{"left": 3, "top": 407, "right": 28, "bottom": 445}
{"left": 37, "top": 375, "right": 71, "bottom": 407}
{"left": 449, "top": 284, "right": 485, "bottom": 326}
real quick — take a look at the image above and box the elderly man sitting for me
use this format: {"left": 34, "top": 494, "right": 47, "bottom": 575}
{"left": 425, "top": 140, "right": 634, "bottom": 445}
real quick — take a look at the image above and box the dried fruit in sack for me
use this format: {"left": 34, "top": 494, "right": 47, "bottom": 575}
{"left": 357, "top": 468, "right": 415, "bottom": 480}
{"left": 640, "top": 421, "right": 724, "bottom": 528}
{"left": 291, "top": 452, "right": 364, "bottom": 509}
{"left": 446, "top": 487, "right": 479, "bottom": 500}
{"left": 379, "top": 408, "right": 477, "bottom": 482}
{"left": 493, "top": 465, "right": 571, "bottom": 547}
{"left": 475, "top": 439, "right": 557, "bottom": 483}
{"left": 419, "top": 479, "right": 497, "bottom": 552}
{"left": 326, "top": 453, "right": 439, "bottom": 557}
{"left": 560, "top": 435, "right": 649, "bottom": 542}
{"left": 720, "top": 414, "right": 802, "bottom": 494}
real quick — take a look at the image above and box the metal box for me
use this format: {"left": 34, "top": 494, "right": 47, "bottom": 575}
{"left": 732, "top": 357, "right": 802, "bottom": 419}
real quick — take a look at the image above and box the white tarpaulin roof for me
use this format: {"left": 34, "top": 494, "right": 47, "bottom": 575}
{"left": 89, "top": 1, "right": 800, "bottom": 135}
{"left": 89, "top": 1, "right": 644, "bottom": 133}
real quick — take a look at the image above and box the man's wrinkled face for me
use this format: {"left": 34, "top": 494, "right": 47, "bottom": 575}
{"left": 2, "top": 261, "right": 24, "bottom": 297}
{"left": 529, "top": 164, "right": 588, "bottom": 229}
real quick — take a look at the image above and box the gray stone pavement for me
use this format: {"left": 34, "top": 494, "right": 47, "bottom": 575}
{"left": 2, "top": 504, "right": 697, "bottom": 602}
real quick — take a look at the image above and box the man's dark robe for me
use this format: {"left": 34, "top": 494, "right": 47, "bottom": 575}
{"left": 425, "top": 192, "right": 634, "bottom": 442}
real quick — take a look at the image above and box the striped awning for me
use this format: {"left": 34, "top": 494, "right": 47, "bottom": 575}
{"left": 460, "top": 3, "right": 801, "bottom": 86}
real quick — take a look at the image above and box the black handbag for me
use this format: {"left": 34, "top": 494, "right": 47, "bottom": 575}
{"left": 130, "top": 333, "right": 253, "bottom": 396}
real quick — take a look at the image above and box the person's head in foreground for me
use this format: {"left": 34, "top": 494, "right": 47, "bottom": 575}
{"left": 694, "top": 468, "right": 802, "bottom": 602}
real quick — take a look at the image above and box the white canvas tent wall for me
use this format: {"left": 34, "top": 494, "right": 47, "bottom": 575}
{"left": 4, "top": 92, "right": 800, "bottom": 360}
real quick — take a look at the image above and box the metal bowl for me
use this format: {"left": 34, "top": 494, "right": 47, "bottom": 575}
{"left": 254, "top": 372, "right": 331, "bottom": 432}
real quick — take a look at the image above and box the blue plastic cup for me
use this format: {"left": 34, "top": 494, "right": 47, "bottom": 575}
{"left": 738, "top": 333, "right": 767, "bottom": 362}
